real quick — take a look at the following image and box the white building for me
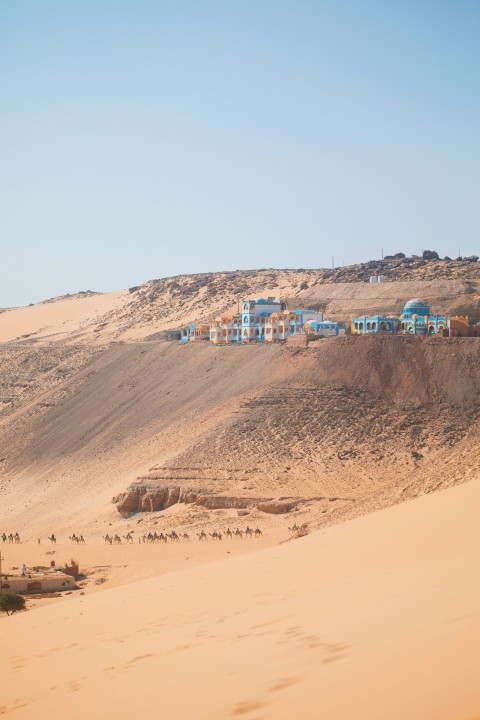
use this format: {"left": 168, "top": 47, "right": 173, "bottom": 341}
{"left": 209, "top": 297, "right": 338, "bottom": 344}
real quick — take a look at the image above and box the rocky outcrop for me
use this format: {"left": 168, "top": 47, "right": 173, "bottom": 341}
{"left": 112, "top": 485, "right": 198, "bottom": 517}
{"left": 112, "top": 483, "right": 299, "bottom": 517}
{"left": 193, "top": 495, "right": 265, "bottom": 510}
{"left": 256, "top": 500, "right": 298, "bottom": 514}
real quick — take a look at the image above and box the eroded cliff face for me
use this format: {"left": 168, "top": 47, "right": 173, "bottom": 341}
{"left": 112, "top": 484, "right": 300, "bottom": 517}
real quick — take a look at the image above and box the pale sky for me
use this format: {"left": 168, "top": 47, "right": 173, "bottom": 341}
{"left": 1, "top": 1, "right": 479, "bottom": 307}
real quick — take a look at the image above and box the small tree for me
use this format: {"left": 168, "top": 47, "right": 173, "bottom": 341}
{"left": 0, "top": 591, "right": 26, "bottom": 616}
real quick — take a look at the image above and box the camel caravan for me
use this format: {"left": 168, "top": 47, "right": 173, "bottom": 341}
{"left": 1, "top": 532, "right": 21, "bottom": 544}
{"left": 106, "top": 526, "right": 263, "bottom": 544}
{"left": 1, "top": 526, "right": 264, "bottom": 545}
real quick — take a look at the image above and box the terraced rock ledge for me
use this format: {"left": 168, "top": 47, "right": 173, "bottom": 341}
{"left": 112, "top": 483, "right": 345, "bottom": 517}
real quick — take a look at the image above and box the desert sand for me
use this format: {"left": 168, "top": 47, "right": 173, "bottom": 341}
{"left": 1, "top": 266, "right": 479, "bottom": 718}
{"left": 2, "top": 477, "right": 480, "bottom": 719}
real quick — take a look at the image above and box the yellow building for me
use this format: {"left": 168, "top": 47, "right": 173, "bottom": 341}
{"left": 449, "top": 316, "right": 480, "bottom": 337}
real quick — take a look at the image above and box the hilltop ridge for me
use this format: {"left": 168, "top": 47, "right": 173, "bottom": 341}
{"left": 0, "top": 254, "right": 479, "bottom": 344}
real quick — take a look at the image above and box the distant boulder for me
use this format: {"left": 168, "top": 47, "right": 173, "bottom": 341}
{"left": 422, "top": 250, "right": 440, "bottom": 260}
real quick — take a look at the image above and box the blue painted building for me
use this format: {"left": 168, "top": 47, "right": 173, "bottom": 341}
{"left": 351, "top": 315, "right": 399, "bottom": 334}
{"left": 399, "top": 299, "right": 448, "bottom": 335}
{"left": 209, "top": 297, "right": 340, "bottom": 343}
{"left": 351, "top": 299, "right": 449, "bottom": 336}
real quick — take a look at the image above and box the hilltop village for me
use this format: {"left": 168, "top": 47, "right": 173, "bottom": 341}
{"left": 172, "top": 294, "right": 479, "bottom": 345}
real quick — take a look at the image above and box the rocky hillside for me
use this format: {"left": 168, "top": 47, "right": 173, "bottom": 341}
{"left": 1, "top": 336, "right": 479, "bottom": 536}
{"left": 0, "top": 254, "right": 479, "bottom": 344}
{"left": 0, "top": 254, "right": 478, "bottom": 537}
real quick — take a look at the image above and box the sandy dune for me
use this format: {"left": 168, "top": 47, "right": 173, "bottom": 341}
{"left": 2, "top": 477, "right": 480, "bottom": 719}
{"left": 0, "top": 292, "right": 125, "bottom": 344}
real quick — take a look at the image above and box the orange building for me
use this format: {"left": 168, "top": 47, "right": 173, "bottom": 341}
{"left": 449, "top": 316, "right": 480, "bottom": 337}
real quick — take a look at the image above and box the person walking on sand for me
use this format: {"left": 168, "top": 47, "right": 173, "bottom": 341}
{"left": 21, "top": 563, "right": 27, "bottom": 576}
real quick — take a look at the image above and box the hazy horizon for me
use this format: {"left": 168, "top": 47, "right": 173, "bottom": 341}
{"left": 1, "top": 1, "right": 479, "bottom": 307}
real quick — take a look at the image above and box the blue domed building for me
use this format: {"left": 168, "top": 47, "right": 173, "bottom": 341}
{"left": 351, "top": 299, "right": 449, "bottom": 335}
{"left": 402, "top": 299, "right": 431, "bottom": 319}
{"left": 400, "top": 299, "right": 448, "bottom": 335}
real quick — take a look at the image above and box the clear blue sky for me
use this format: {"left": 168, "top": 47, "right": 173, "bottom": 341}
{"left": 1, "top": 1, "right": 479, "bottom": 307}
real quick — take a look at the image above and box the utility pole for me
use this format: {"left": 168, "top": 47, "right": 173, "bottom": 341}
{"left": 332, "top": 255, "right": 335, "bottom": 270}
{"left": 381, "top": 248, "right": 384, "bottom": 261}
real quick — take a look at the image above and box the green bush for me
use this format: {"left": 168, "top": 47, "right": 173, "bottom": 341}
{"left": 0, "top": 591, "right": 26, "bottom": 615}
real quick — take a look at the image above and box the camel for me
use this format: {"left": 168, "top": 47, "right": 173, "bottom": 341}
{"left": 113, "top": 534, "right": 122, "bottom": 544}
{"left": 104, "top": 534, "right": 113, "bottom": 544}
{"left": 70, "top": 534, "right": 85, "bottom": 544}
{"left": 226, "top": 528, "right": 233, "bottom": 539}
{"left": 245, "top": 527, "right": 253, "bottom": 538}
{"left": 254, "top": 528, "right": 263, "bottom": 538}
{"left": 197, "top": 531, "right": 207, "bottom": 541}
{"left": 1, "top": 533, "right": 6, "bottom": 543}
{"left": 234, "top": 528, "right": 243, "bottom": 539}
{"left": 209, "top": 531, "right": 222, "bottom": 541}
{"left": 123, "top": 533, "right": 134, "bottom": 544}
{"left": 48, "top": 534, "right": 57, "bottom": 544}
{"left": 182, "top": 533, "right": 190, "bottom": 541}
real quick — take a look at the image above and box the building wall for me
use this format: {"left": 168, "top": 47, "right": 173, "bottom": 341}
{"left": 450, "top": 316, "right": 480, "bottom": 337}
{"left": 351, "top": 316, "right": 399, "bottom": 334}
{"left": 2, "top": 573, "right": 75, "bottom": 594}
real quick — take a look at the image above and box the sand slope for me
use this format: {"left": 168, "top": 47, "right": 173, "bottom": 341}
{"left": 1, "top": 337, "right": 479, "bottom": 537}
{"left": 2, "top": 477, "right": 480, "bottom": 719}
